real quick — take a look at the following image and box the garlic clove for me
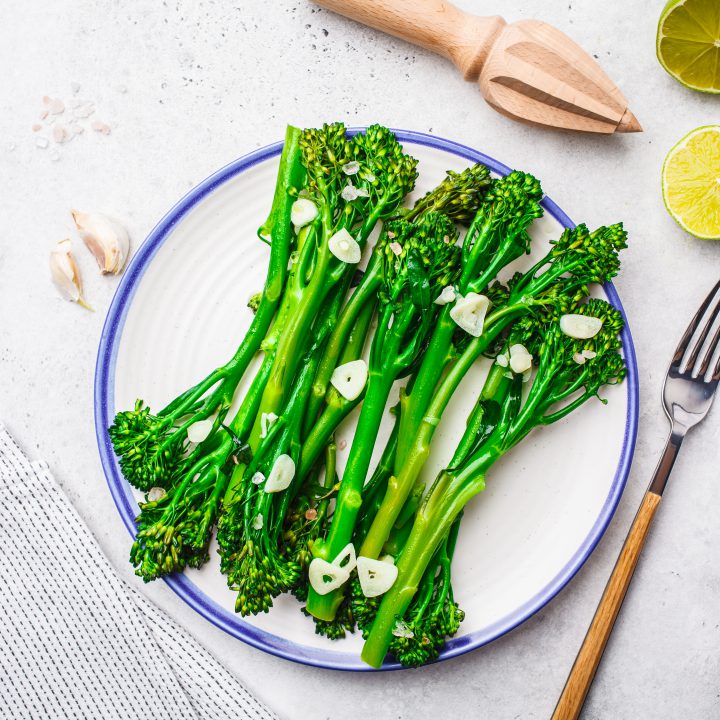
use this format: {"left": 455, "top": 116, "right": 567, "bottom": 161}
{"left": 433, "top": 285, "right": 456, "bottom": 306}
{"left": 496, "top": 354, "right": 509, "bottom": 368}
{"left": 450, "top": 293, "right": 490, "bottom": 337}
{"left": 252, "top": 513, "right": 264, "bottom": 530}
{"left": 187, "top": 418, "right": 214, "bottom": 443}
{"left": 357, "top": 556, "right": 398, "bottom": 597}
{"left": 71, "top": 209, "right": 130, "bottom": 275}
{"left": 147, "top": 486, "right": 166, "bottom": 502}
{"left": 330, "top": 359, "right": 368, "bottom": 401}
{"left": 251, "top": 471, "right": 265, "bottom": 485}
{"left": 49, "top": 239, "right": 92, "bottom": 310}
{"left": 332, "top": 543, "right": 357, "bottom": 573}
{"left": 560, "top": 314, "right": 603, "bottom": 340}
{"left": 260, "top": 412, "right": 278, "bottom": 439}
{"left": 328, "top": 228, "right": 361, "bottom": 264}
{"left": 509, "top": 343, "right": 533, "bottom": 374}
{"left": 308, "top": 557, "right": 350, "bottom": 595}
{"left": 290, "top": 198, "right": 318, "bottom": 228}
{"left": 264, "top": 454, "right": 295, "bottom": 493}
{"left": 582, "top": 349, "right": 597, "bottom": 360}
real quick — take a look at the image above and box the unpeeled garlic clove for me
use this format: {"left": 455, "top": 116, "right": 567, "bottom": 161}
{"left": 49, "top": 239, "right": 92, "bottom": 310}
{"left": 71, "top": 209, "right": 130, "bottom": 275}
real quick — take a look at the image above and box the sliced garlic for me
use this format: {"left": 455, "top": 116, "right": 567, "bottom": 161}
{"left": 330, "top": 359, "right": 368, "bottom": 401}
{"left": 341, "top": 182, "right": 369, "bottom": 201}
{"left": 252, "top": 513, "right": 264, "bottom": 530}
{"left": 450, "top": 293, "right": 490, "bottom": 337}
{"left": 260, "top": 412, "right": 278, "bottom": 439}
{"left": 582, "top": 349, "right": 597, "bottom": 360}
{"left": 433, "top": 285, "right": 456, "bottom": 306}
{"left": 71, "top": 210, "right": 130, "bottom": 275}
{"left": 560, "top": 314, "right": 603, "bottom": 340}
{"left": 573, "top": 352, "right": 586, "bottom": 365}
{"left": 496, "top": 354, "right": 509, "bottom": 368}
{"left": 509, "top": 344, "right": 533, "bottom": 374}
{"left": 388, "top": 242, "right": 403, "bottom": 256}
{"left": 49, "top": 239, "right": 91, "bottom": 310}
{"left": 264, "top": 454, "right": 295, "bottom": 493}
{"left": 290, "top": 198, "right": 318, "bottom": 228}
{"left": 308, "top": 557, "right": 350, "bottom": 595}
{"left": 251, "top": 471, "right": 265, "bottom": 485}
{"left": 328, "top": 228, "right": 361, "bottom": 263}
{"left": 357, "top": 556, "right": 398, "bottom": 597}
{"left": 187, "top": 418, "right": 214, "bottom": 443}
{"left": 147, "top": 487, "right": 166, "bottom": 502}
{"left": 332, "top": 543, "right": 357, "bottom": 573}
{"left": 342, "top": 161, "right": 360, "bottom": 175}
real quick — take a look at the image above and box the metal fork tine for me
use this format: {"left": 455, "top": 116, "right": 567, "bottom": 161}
{"left": 671, "top": 279, "right": 720, "bottom": 369}
{"left": 698, "top": 321, "right": 720, "bottom": 379}
{"left": 713, "top": 343, "right": 720, "bottom": 382}
{"left": 685, "top": 289, "right": 720, "bottom": 373}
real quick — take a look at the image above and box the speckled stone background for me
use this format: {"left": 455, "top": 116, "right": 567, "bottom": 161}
{"left": 1, "top": 1, "right": 719, "bottom": 718}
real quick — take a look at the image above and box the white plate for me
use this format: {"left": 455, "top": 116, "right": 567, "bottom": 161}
{"left": 95, "top": 130, "right": 638, "bottom": 670}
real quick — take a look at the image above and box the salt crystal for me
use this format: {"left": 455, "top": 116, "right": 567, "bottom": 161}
{"left": 53, "top": 126, "right": 68, "bottom": 144}
{"left": 32, "top": 123, "right": 42, "bottom": 132}
{"left": 35, "top": 136, "right": 49, "bottom": 149}
{"left": 91, "top": 120, "right": 111, "bottom": 135}
{"left": 73, "top": 104, "right": 95, "bottom": 119}
{"left": 71, "top": 81, "right": 81, "bottom": 94}
{"left": 48, "top": 98, "right": 65, "bottom": 114}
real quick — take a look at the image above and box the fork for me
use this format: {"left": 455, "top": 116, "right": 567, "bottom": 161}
{"left": 552, "top": 279, "right": 720, "bottom": 720}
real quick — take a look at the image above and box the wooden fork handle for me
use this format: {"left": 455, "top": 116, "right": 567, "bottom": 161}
{"left": 314, "top": 0, "right": 506, "bottom": 80}
{"left": 552, "top": 490, "right": 662, "bottom": 720}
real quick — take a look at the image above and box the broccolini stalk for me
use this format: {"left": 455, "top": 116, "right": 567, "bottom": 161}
{"left": 306, "top": 213, "right": 462, "bottom": 622}
{"left": 109, "top": 126, "right": 306, "bottom": 491}
{"left": 360, "top": 222, "right": 628, "bottom": 560}
{"left": 223, "top": 124, "right": 419, "bottom": 503}
{"left": 396, "top": 171, "right": 544, "bottom": 468}
{"left": 361, "top": 299, "right": 627, "bottom": 667}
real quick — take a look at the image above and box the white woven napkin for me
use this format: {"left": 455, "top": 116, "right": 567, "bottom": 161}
{"left": 0, "top": 424, "right": 278, "bottom": 720}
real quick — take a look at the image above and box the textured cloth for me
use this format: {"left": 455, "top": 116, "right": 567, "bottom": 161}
{"left": 0, "top": 424, "right": 277, "bottom": 720}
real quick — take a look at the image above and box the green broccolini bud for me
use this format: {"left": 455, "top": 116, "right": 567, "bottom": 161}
{"left": 550, "top": 222, "right": 628, "bottom": 283}
{"left": 247, "top": 291, "right": 262, "bottom": 314}
{"left": 481, "top": 170, "right": 543, "bottom": 234}
{"left": 403, "top": 163, "right": 492, "bottom": 224}
{"left": 303, "top": 595, "right": 355, "bottom": 640}
{"left": 350, "top": 577, "right": 381, "bottom": 639}
{"left": 109, "top": 400, "right": 185, "bottom": 491}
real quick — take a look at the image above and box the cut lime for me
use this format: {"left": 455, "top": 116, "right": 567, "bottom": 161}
{"left": 662, "top": 126, "right": 720, "bottom": 240}
{"left": 657, "top": 0, "right": 720, "bottom": 93}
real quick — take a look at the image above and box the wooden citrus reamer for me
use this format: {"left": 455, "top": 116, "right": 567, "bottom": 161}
{"left": 314, "top": 0, "right": 641, "bottom": 134}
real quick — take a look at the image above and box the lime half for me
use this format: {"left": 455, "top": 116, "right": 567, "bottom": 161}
{"left": 662, "top": 126, "right": 720, "bottom": 240}
{"left": 657, "top": 0, "right": 720, "bottom": 93}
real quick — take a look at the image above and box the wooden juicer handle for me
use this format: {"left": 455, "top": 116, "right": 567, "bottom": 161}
{"left": 314, "top": 0, "right": 641, "bottom": 134}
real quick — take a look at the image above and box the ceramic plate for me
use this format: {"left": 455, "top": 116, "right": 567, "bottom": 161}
{"left": 95, "top": 130, "right": 638, "bottom": 671}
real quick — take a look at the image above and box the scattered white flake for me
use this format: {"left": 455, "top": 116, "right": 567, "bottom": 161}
{"left": 496, "top": 354, "right": 509, "bottom": 368}
{"left": 147, "top": 487, "right": 166, "bottom": 502}
{"left": 35, "top": 136, "right": 49, "bottom": 149}
{"left": 355, "top": 186, "right": 369, "bottom": 197}
{"left": 342, "top": 161, "right": 360, "bottom": 175}
{"left": 560, "top": 314, "right": 603, "bottom": 340}
{"left": 389, "top": 241, "right": 402, "bottom": 256}
{"left": 71, "top": 81, "right": 81, "bottom": 94}
{"left": 251, "top": 471, "right": 265, "bottom": 485}
{"left": 91, "top": 120, "right": 111, "bottom": 135}
{"left": 341, "top": 182, "right": 360, "bottom": 201}
{"left": 53, "top": 126, "right": 68, "bottom": 144}
{"left": 252, "top": 513, "right": 264, "bottom": 530}
{"left": 337, "top": 438, "right": 347, "bottom": 450}
{"left": 32, "top": 123, "right": 42, "bottom": 132}
{"left": 573, "top": 352, "right": 586, "bottom": 365}
{"left": 73, "top": 104, "right": 95, "bottom": 119}
{"left": 365, "top": 173, "right": 376, "bottom": 183}
{"left": 392, "top": 620, "right": 415, "bottom": 639}
{"left": 433, "top": 285, "right": 456, "bottom": 305}
{"left": 582, "top": 349, "right": 597, "bottom": 360}
{"left": 260, "top": 412, "right": 278, "bottom": 439}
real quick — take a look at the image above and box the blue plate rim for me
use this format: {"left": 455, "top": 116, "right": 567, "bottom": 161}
{"left": 94, "top": 128, "right": 639, "bottom": 672}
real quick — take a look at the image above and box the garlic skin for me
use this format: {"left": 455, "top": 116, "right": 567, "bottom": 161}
{"left": 49, "top": 239, "right": 92, "bottom": 310}
{"left": 71, "top": 210, "right": 130, "bottom": 275}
